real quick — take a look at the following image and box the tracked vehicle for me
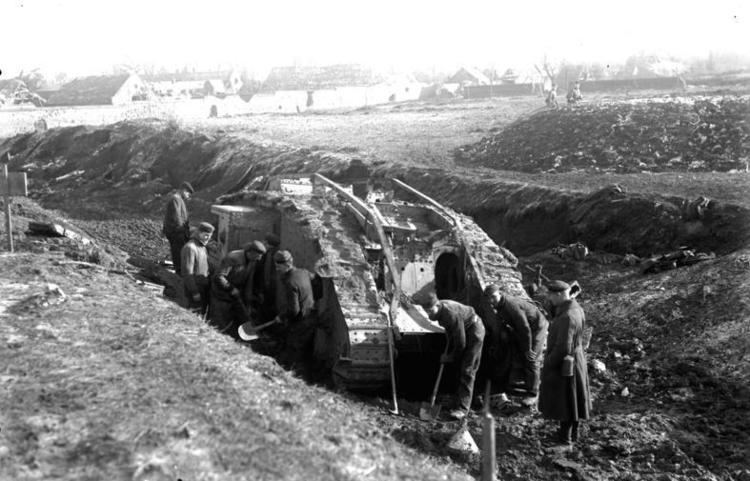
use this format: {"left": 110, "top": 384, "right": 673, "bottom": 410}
{"left": 211, "top": 173, "right": 527, "bottom": 390}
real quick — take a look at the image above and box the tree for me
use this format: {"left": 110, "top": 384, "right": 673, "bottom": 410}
{"left": 17, "top": 69, "right": 45, "bottom": 90}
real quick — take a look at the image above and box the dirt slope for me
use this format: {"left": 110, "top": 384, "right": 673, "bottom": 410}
{"left": 0, "top": 252, "right": 474, "bottom": 481}
{"left": 1, "top": 112, "right": 748, "bottom": 480}
{"left": 3, "top": 121, "right": 748, "bottom": 260}
{"left": 457, "top": 96, "right": 750, "bottom": 173}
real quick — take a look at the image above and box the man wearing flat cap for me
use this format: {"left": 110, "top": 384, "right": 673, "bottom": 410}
{"left": 539, "top": 280, "right": 592, "bottom": 447}
{"left": 274, "top": 250, "right": 316, "bottom": 369}
{"left": 181, "top": 221, "right": 214, "bottom": 314}
{"left": 163, "top": 181, "right": 194, "bottom": 275}
{"left": 420, "top": 292, "right": 485, "bottom": 420}
{"left": 209, "top": 240, "right": 266, "bottom": 337}
{"left": 484, "top": 284, "right": 548, "bottom": 407}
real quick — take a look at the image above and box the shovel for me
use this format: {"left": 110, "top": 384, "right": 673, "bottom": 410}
{"left": 419, "top": 359, "right": 446, "bottom": 421}
{"left": 238, "top": 317, "right": 280, "bottom": 341}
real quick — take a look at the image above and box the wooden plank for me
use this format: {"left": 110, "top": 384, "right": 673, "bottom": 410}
{"left": 0, "top": 171, "right": 28, "bottom": 196}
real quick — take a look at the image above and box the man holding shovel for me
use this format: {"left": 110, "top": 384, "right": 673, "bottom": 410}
{"left": 209, "top": 240, "right": 266, "bottom": 338}
{"left": 420, "top": 293, "right": 485, "bottom": 420}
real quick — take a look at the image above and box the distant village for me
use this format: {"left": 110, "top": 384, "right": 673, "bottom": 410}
{"left": 0, "top": 55, "right": 736, "bottom": 115}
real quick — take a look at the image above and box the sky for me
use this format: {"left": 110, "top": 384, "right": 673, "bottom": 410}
{"left": 1, "top": 0, "right": 748, "bottom": 79}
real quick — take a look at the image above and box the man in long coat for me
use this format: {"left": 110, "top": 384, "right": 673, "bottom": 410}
{"left": 162, "top": 182, "right": 194, "bottom": 275}
{"left": 485, "top": 284, "right": 548, "bottom": 407}
{"left": 539, "top": 280, "right": 592, "bottom": 446}
{"left": 420, "top": 292, "right": 485, "bottom": 420}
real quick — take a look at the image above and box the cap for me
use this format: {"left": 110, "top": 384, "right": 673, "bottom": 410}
{"left": 417, "top": 292, "right": 439, "bottom": 309}
{"left": 274, "top": 249, "right": 293, "bottom": 264}
{"left": 483, "top": 284, "right": 501, "bottom": 297}
{"left": 546, "top": 280, "right": 571, "bottom": 292}
{"left": 180, "top": 181, "right": 195, "bottom": 194}
{"left": 197, "top": 222, "right": 215, "bottom": 234}
{"left": 265, "top": 233, "right": 281, "bottom": 247}
{"left": 244, "top": 240, "right": 266, "bottom": 254}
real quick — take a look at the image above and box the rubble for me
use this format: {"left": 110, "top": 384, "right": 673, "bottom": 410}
{"left": 456, "top": 96, "right": 750, "bottom": 173}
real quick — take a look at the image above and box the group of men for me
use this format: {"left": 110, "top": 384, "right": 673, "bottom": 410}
{"left": 163, "top": 181, "right": 590, "bottom": 447}
{"left": 161, "top": 181, "right": 317, "bottom": 368}
{"left": 419, "top": 280, "right": 591, "bottom": 447}
{"left": 545, "top": 81, "right": 584, "bottom": 109}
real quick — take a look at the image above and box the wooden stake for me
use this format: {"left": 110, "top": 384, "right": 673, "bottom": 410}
{"left": 3, "top": 162, "right": 12, "bottom": 253}
{"left": 480, "top": 380, "right": 497, "bottom": 481}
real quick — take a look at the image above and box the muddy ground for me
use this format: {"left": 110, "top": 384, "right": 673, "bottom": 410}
{"left": 1, "top": 94, "right": 749, "bottom": 480}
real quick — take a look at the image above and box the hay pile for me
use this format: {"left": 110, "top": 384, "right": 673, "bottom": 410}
{"left": 456, "top": 96, "right": 750, "bottom": 173}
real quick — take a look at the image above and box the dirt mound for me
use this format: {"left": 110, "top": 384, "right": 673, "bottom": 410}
{"left": 3, "top": 120, "right": 749, "bottom": 262}
{"left": 456, "top": 96, "right": 750, "bottom": 173}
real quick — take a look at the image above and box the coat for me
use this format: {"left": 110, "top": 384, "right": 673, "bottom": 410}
{"left": 163, "top": 192, "right": 189, "bottom": 238}
{"left": 539, "top": 299, "right": 592, "bottom": 421}
{"left": 278, "top": 267, "right": 314, "bottom": 323}
{"left": 181, "top": 237, "right": 210, "bottom": 296}
{"left": 494, "top": 295, "right": 548, "bottom": 353}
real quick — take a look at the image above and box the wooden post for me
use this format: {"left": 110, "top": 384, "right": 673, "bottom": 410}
{"left": 3, "top": 162, "right": 12, "bottom": 252}
{"left": 480, "top": 380, "right": 497, "bottom": 481}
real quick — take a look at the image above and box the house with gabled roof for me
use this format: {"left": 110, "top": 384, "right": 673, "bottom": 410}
{"left": 45, "top": 73, "right": 148, "bottom": 106}
{"left": 249, "top": 64, "right": 423, "bottom": 113}
{"left": 446, "top": 67, "right": 491, "bottom": 86}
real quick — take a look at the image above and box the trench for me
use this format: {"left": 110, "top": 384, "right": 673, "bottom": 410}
{"left": 3, "top": 121, "right": 749, "bottom": 393}
{"left": 3, "top": 122, "right": 749, "bottom": 479}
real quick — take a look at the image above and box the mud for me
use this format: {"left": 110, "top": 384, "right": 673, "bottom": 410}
{"left": 456, "top": 96, "right": 750, "bottom": 174}
{"left": 1, "top": 118, "right": 749, "bottom": 480}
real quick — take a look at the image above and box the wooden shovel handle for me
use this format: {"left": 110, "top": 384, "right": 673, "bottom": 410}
{"left": 429, "top": 363, "right": 445, "bottom": 407}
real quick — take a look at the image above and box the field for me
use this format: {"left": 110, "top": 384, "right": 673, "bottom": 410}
{"left": 1, "top": 91, "right": 749, "bottom": 480}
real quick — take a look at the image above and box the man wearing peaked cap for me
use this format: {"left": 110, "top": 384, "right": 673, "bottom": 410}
{"left": 162, "top": 182, "right": 195, "bottom": 275}
{"left": 539, "top": 279, "right": 592, "bottom": 447}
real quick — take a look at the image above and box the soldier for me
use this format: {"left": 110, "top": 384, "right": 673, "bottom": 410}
{"left": 209, "top": 240, "right": 266, "bottom": 337}
{"left": 181, "top": 222, "right": 214, "bottom": 315}
{"left": 545, "top": 84, "right": 559, "bottom": 109}
{"left": 484, "top": 284, "right": 548, "bottom": 407}
{"left": 566, "top": 81, "right": 583, "bottom": 104}
{"left": 162, "top": 181, "right": 194, "bottom": 275}
{"left": 274, "top": 250, "right": 316, "bottom": 369}
{"left": 539, "top": 280, "right": 592, "bottom": 447}
{"left": 420, "top": 293, "right": 485, "bottom": 420}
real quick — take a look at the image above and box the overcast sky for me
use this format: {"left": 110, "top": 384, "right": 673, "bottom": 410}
{"left": 1, "top": 0, "right": 747, "bottom": 78}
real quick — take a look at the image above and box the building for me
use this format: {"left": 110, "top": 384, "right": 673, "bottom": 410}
{"left": 249, "top": 64, "right": 423, "bottom": 113}
{"left": 446, "top": 67, "right": 492, "bottom": 86}
{"left": 45, "top": 74, "right": 148, "bottom": 106}
{"left": 143, "top": 70, "right": 243, "bottom": 98}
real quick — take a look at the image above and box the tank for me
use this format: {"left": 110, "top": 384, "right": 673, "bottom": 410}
{"left": 211, "top": 173, "right": 528, "bottom": 390}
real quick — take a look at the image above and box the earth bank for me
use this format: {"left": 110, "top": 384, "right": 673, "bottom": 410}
{"left": 0, "top": 111, "right": 748, "bottom": 480}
